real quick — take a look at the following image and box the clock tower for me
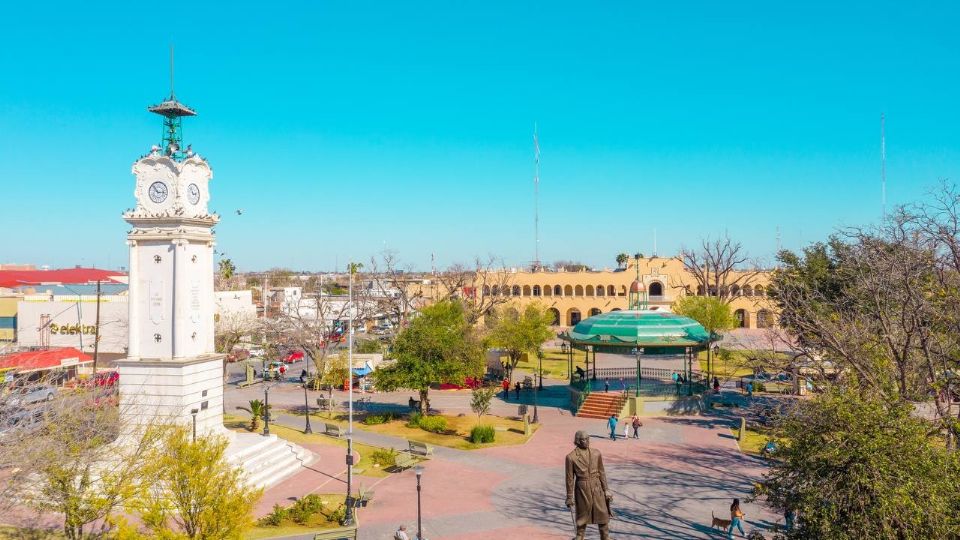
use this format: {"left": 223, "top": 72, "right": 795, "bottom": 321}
{"left": 117, "top": 89, "right": 224, "bottom": 435}
{"left": 116, "top": 65, "right": 311, "bottom": 487}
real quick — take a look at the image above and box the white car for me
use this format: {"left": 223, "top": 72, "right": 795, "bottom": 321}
{"left": 6, "top": 385, "right": 56, "bottom": 408}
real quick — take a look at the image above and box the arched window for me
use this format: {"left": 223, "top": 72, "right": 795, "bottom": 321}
{"left": 522, "top": 285, "right": 532, "bottom": 297}
{"left": 554, "top": 285, "right": 563, "bottom": 296}
{"left": 564, "top": 285, "right": 573, "bottom": 296}
{"left": 586, "top": 285, "right": 595, "bottom": 296}
{"left": 544, "top": 284, "right": 552, "bottom": 297}
{"left": 619, "top": 285, "right": 627, "bottom": 296}
{"left": 607, "top": 285, "right": 616, "bottom": 296}
{"left": 491, "top": 285, "right": 500, "bottom": 296}
{"left": 730, "top": 284, "right": 740, "bottom": 297}
{"left": 589, "top": 308, "right": 602, "bottom": 316}
{"left": 648, "top": 281, "right": 663, "bottom": 297}
{"left": 482, "top": 285, "right": 490, "bottom": 296}
{"left": 743, "top": 285, "right": 753, "bottom": 297}
{"left": 754, "top": 284, "right": 765, "bottom": 297}
{"left": 567, "top": 308, "right": 582, "bottom": 326}
{"left": 532, "top": 285, "right": 541, "bottom": 297}
{"left": 734, "top": 309, "right": 748, "bottom": 328}
{"left": 574, "top": 285, "right": 584, "bottom": 297}
{"left": 696, "top": 285, "right": 704, "bottom": 296}
{"left": 757, "top": 309, "right": 773, "bottom": 328}
{"left": 596, "top": 285, "right": 605, "bottom": 297}
{"left": 548, "top": 308, "right": 561, "bottom": 326}
{"left": 512, "top": 285, "right": 521, "bottom": 296}
{"left": 611, "top": 307, "right": 622, "bottom": 312}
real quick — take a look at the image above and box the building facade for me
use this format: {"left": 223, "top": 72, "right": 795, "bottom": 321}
{"left": 418, "top": 257, "right": 776, "bottom": 329}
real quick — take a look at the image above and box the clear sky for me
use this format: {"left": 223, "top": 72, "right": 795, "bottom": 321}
{"left": 2, "top": 2, "right": 958, "bottom": 272}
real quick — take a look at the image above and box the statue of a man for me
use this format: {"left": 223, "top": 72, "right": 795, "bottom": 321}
{"left": 565, "top": 430, "right": 612, "bottom": 540}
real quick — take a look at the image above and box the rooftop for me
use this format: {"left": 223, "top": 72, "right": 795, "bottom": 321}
{"left": 565, "top": 309, "right": 709, "bottom": 347}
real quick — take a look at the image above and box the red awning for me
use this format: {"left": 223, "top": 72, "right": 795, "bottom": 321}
{"left": 0, "top": 347, "right": 93, "bottom": 373}
{"left": 0, "top": 268, "right": 125, "bottom": 289}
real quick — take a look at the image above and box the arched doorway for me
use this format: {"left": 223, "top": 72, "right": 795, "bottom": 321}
{"left": 734, "top": 309, "right": 749, "bottom": 328}
{"left": 596, "top": 285, "right": 605, "bottom": 297}
{"left": 512, "top": 285, "right": 521, "bottom": 296}
{"left": 586, "top": 285, "right": 595, "bottom": 296}
{"left": 564, "top": 285, "right": 574, "bottom": 296}
{"left": 757, "top": 309, "right": 773, "bottom": 328}
{"left": 522, "top": 285, "right": 531, "bottom": 297}
{"left": 648, "top": 281, "right": 663, "bottom": 297}
{"left": 544, "top": 284, "right": 552, "bottom": 297}
{"left": 554, "top": 285, "right": 563, "bottom": 296}
{"left": 547, "top": 308, "right": 561, "bottom": 326}
{"left": 574, "top": 285, "right": 584, "bottom": 296}
{"left": 532, "top": 285, "right": 541, "bottom": 297}
{"left": 567, "top": 308, "right": 582, "bottom": 326}
{"left": 589, "top": 308, "right": 602, "bottom": 316}
{"left": 607, "top": 285, "right": 615, "bottom": 296}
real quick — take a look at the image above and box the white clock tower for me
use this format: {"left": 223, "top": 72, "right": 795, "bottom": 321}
{"left": 117, "top": 92, "right": 224, "bottom": 435}
{"left": 116, "top": 80, "right": 311, "bottom": 487}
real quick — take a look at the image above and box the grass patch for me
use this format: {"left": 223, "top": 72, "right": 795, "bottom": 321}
{"left": 699, "top": 349, "right": 793, "bottom": 380}
{"left": 246, "top": 493, "right": 344, "bottom": 539}
{"left": 0, "top": 526, "right": 65, "bottom": 539}
{"left": 513, "top": 347, "right": 586, "bottom": 380}
{"left": 360, "top": 414, "right": 536, "bottom": 450}
{"left": 731, "top": 426, "right": 773, "bottom": 456}
{"left": 223, "top": 414, "right": 389, "bottom": 477}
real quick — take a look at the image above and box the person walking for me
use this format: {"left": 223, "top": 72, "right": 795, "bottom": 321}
{"left": 631, "top": 415, "right": 643, "bottom": 438}
{"left": 746, "top": 381, "right": 753, "bottom": 399}
{"left": 727, "top": 498, "right": 745, "bottom": 538}
{"left": 713, "top": 376, "right": 720, "bottom": 393}
{"left": 394, "top": 524, "right": 410, "bottom": 540}
{"left": 515, "top": 381, "right": 521, "bottom": 400}
{"left": 607, "top": 414, "right": 618, "bottom": 440}
{"left": 623, "top": 417, "right": 630, "bottom": 439}
{"left": 502, "top": 377, "right": 510, "bottom": 400}
{"left": 672, "top": 372, "right": 681, "bottom": 395}
{"left": 604, "top": 378, "right": 610, "bottom": 393}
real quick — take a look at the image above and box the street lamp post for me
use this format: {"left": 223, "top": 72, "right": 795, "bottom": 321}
{"left": 190, "top": 408, "right": 199, "bottom": 443}
{"left": 632, "top": 347, "right": 644, "bottom": 397}
{"left": 303, "top": 383, "right": 313, "bottom": 434}
{"left": 536, "top": 349, "right": 544, "bottom": 390}
{"left": 415, "top": 465, "right": 424, "bottom": 540}
{"left": 343, "top": 262, "right": 356, "bottom": 527}
{"left": 263, "top": 385, "right": 271, "bottom": 436}
{"left": 685, "top": 347, "right": 693, "bottom": 396}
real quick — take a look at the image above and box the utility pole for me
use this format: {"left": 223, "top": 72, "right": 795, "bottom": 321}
{"left": 881, "top": 113, "right": 887, "bottom": 218}
{"left": 92, "top": 280, "right": 102, "bottom": 375}
{"left": 533, "top": 123, "right": 541, "bottom": 270}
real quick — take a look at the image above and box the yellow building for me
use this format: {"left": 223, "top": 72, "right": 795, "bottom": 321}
{"left": 419, "top": 257, "right": 776, "bottom": 329}
{"left": 0, "top": 296, "right": 18, "bottom": 342}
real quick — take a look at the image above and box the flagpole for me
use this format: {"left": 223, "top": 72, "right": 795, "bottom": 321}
{"left": 534, "top": 122, "right": 540, "bottom": 270}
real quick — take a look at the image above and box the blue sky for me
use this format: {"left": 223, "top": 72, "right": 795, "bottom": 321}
{"left": 2, "top": 2, "right": 958, "bottom": 272}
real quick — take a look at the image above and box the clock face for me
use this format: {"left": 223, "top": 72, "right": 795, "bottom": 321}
{"left": 148, "top": 181, "right": 168, "bottom": 204}
{"left": 187, "top": 183, "right": 201, "bottom": 205}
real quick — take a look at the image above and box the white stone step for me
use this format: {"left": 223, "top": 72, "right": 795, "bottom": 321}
{"left": 225, "top": 431, "right": 314, "bottom": 489}
{"left": 246, "top": 441, "right": 313, "bottom": 488}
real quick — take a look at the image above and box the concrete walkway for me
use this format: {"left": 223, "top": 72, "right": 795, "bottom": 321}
{"left": 253, "top": 381, "right": 781, "bottom": 539}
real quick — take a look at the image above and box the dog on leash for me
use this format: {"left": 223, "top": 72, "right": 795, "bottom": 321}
{"left": 712, "top": 511, "right": 732, "bottom": 530}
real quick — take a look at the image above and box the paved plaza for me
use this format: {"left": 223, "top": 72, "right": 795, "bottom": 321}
{"left": 244, "top": 370, "right": 779, "bottom": 540}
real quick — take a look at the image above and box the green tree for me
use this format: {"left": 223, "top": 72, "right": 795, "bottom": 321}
{"left": 130, "top": 426, "right": 262, "bottom": 539}
{"left": 757, "top": 389, "right": 960, "bottom": 539}
{"left": 245, "top": 400, "right": 264, "bottom": 431}
{"left": 488, "top": 302, "right": 554, "bottom": 382}
{"left": 320, "top": 351, "right": 350, "bottom": 398}
{"left": 372, "top": 300, "right": 483, "bottom": 414}
{"left": 470, "top": 387, "right": 497, "bottom": 425}
{"left": 672, "top": 295, "right": 737, "bottom": 381}
{"left": 355, "top": 338, "right": 382, "bottom": 354}
{"left": 218, "top": 258, "right": 236, "bottom": 281}
{"left": 615, "top": 253, "right": 629, "bottom": 269}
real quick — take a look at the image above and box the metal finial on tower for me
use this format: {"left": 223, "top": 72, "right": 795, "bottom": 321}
{"left": 881, "top": 113, "right": 887, "bottom": 218}
{"left": 148, "top": 47, "right": 196, "bottom": 161}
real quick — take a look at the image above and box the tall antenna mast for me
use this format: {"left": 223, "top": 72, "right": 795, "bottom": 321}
{"left": 533, "top": 122, "right": 541, "bottom": 270}
{"left": 169, "top": 44, "right": 175, "bottom": 98}
{"left": 653, "top": 228, "right": 658, "bottom": 257}
{"left": 881, "top": 113, "right": 886, "bottom": 217}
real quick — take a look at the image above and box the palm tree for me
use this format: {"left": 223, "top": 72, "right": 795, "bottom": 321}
{"left": 247, "top": 399, "right": 264, "bottom": 431}
{"left": 633, "top": 252, "right": 643, "bottom": 261}
{"left": 616, "top": 253, "right": 629, "bottom": 269}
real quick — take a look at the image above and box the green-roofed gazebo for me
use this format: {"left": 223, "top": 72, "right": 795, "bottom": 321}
{"left": 561, "top": 309, "right": 710, "bottom": 354}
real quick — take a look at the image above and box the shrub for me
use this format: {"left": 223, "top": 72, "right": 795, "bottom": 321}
{"left": 417, "top": 415, "right": 447, "bottom": 434}
{"left": 753, "top": 382, "right": 766, "bottom": 392}
{"left": 371, "top": 447, "right": 397, "bottom": 468}
{"left": 363, "top": 414, "right": 387, "bottom": 425}
{"left": 258, "top": 503, "right": 287, "bottom": 526}
{"left": 406, "top": 411, "right": 423, "bottom": 428}
{"left": 289, "top": 494, "right": 324, "bottom": 524}
{"left": 326, "top": 503, "right": 346, "bottom": 525}
{"left": 470, "top": 425, "right": 496, "bottom": 444}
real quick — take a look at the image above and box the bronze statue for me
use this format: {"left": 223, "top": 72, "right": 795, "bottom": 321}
{"left": 565, "top": 430, "right": 612, "bottom": 540}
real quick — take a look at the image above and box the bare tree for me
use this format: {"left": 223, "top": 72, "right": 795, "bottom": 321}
{"left": 678, "top": 234, "right": 763, "bottom": 302}
{"left": 366, "top": 250, "right": 424, "bottom": 328}
{"left": 433, "top": 256, "right": 514, "bottom": 323}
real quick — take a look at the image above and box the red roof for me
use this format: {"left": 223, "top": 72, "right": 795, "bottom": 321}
{"left": 0, "top": 268, "right": 125, "bottom": 289}
{"left": 0, "top": 348, "right": 93, "bottom": 373}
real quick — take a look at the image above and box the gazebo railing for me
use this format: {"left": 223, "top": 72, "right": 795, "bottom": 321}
{"left": 589, "top": 366, "right": 695, "bottom": 382}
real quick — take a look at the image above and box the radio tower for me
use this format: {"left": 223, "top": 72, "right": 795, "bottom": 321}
{"left": 533, "top": 123, "right": 541, "bottom": 271}
{"left": 881, "top": 113, "right": 886, "bottom": 218}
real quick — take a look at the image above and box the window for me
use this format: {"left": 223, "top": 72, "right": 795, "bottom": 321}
{"left": 648, "top": 281, "right": 663, "bottom": 296}
{"left": 596, "top": 285, "right": 605, "bottom": 297}
{"left": 533, "top": 285, "right": 541, "bottom": 296}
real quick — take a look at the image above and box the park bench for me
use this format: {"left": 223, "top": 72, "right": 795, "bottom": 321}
{"left": 394, "top": 451, "right": 417, "bottom": 471}
{"left": 408, "top": 440, "right": 434, "bottom": 457}
{"left": 316, "top": 397, "right": 337, "bottom": 411}
{"left": 313, "top": 524, "right": 358, "bottom": 540}
{"left": 323, "top": 423, "right": 344, "bottom": 438}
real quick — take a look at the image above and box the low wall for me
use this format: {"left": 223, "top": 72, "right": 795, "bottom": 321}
{"left": 620, "top": 395, "right": 703, "bottom": 417}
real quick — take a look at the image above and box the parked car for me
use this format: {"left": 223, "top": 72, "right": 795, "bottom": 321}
{"left": 227, "top": 348, "right": 250, "bottom": 363}
{"left": 6, "top": 385, "right": 56, "bottom": 408}
{"left": 248, "top": 347, "right": 265, "bottom": 358}
{"left": 283, "top": 350, "right": 304, "bottom": 364}
{"left": 0, "top": 407, "right": 46, "bottom": 442}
